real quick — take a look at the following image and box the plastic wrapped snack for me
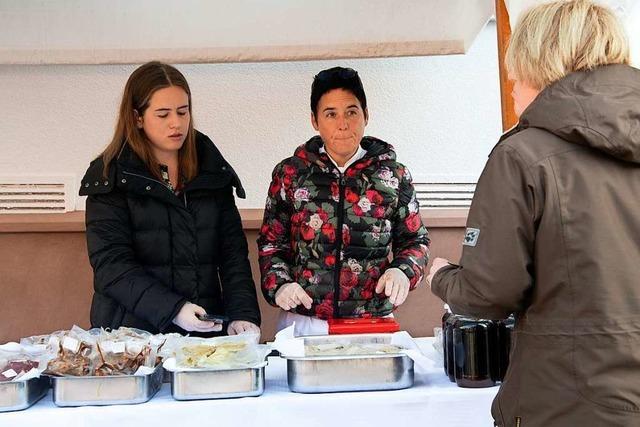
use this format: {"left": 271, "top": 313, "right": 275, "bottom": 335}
{"left": 0, "top": 342, "right": 53, "bottom": 382}
{"left": 94, "top": 327, "right": 159, "bottom": 375}
{"left": 45, "top": 329, "right": 98, "bottom": 376}
{"left": 174, "top": 333, "right": 264, "bottom": 370}
{"left": 95, "top": 340, "right": 150, "bottom": 376}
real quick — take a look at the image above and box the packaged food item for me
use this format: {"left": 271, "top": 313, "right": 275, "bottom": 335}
{"left": 0, "top": 360, "right": 39, "bottom": 382}
{"left": 173, "top": 333, "right": 263, "bottom": 370}
{"left": 0, "top": 342, "right": 52, "bottom": 382}
{"left": 95, "top": 342, "right": 150, "bottom": 376}
{"left": 95, "top": 327, "right": 163, "bottom": 375}
{"left": 45, "top": 335, "right": 96, "bottom": 376}
{"left": 43, "top": 326, "right": 164, "bottom": 376}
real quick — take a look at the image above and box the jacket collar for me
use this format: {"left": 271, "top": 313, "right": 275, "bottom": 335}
{"left": 293, "top": 135, "right": 396, "bottom": 170}
{"left": 79, "top": 131, "right": 245, "bottom": 199}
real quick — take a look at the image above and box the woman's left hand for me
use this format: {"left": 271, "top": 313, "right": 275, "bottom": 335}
{"left": 227, "top": 320, "right": 261, "bottom": 337}
{"left": 375, "top": 268, "right": 410, "bottom": 306}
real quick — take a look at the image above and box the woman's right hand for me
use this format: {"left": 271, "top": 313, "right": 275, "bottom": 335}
{"left": 172, "top": 302, "right": 223, "bottom": 332}
{"left": 275, "top": 282, "right": 313, "bottom": 311}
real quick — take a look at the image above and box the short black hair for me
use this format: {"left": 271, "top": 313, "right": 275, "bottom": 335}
{"left": 310, "top": 67, "right": 368, "bottom": 119}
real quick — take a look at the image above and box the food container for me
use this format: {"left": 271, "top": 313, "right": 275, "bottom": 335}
{"left": 282, "top": 334, "right": 414, "bottom": 393}
{"left": 170, "top": 361, "right": 266, "bottom": 400}
{"left": 0, "top": 376, "right": 49, "bottom": 412}
{"left": 48, "top": 364, "right": 163, "bottom": 407}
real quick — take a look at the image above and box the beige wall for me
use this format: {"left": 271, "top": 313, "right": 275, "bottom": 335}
{"left": 0, "top": 219, "right": 465, "bottom": 344}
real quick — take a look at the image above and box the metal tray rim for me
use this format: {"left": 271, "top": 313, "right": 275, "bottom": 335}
{"left": 282, "top": 332, "right": 411, "bottom": 360}
{"left": 43, "top": 363, "right": 162, "bottom": 380}
{"left": 281, "top": 352, "right": 408, "bottom": 361}
{"left": 164, "top": 360, "right": 268, "bottom": 373}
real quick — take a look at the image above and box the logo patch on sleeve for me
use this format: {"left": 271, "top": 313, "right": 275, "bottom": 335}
{"left": 463, "top": 228, "right": 480, "bottom": 247}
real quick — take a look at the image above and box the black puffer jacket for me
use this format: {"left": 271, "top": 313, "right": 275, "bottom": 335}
{"left": 80, "top": 131, "right": 260, "bottom": 335}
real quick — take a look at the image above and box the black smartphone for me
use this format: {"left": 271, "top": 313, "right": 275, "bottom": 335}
{"left": 196, "top": 313, "right": 228, "bottom": 324}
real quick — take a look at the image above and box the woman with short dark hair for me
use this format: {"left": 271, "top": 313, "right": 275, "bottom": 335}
{"left": 258, "top": 66, "right": 430, "bottom": 336}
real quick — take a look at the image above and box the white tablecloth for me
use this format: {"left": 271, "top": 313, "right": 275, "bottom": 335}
{"left": 1, "top": 338, "right": 499, "bottom": 426}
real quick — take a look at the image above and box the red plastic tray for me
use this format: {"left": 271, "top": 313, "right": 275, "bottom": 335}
{"left": 328, "top": 318, "right": 400, "bottom": 334}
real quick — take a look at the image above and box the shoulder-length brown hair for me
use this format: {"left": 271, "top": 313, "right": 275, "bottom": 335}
{"left": 101, "top": 61, "right": 198, "bottom": 183}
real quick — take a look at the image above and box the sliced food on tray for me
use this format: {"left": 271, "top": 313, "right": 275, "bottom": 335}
{"left": 305, "top": 342, "right": 404, "bottom": 357}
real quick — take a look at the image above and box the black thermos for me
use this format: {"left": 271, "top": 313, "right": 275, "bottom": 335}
{"left": 453, "top": 320, "right": 497, "bottom": 388}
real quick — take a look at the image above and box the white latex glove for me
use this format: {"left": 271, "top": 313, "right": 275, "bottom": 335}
{"left": 375, "top": 268, "right": 410, "bottom": 306}
{"left": 227, "top": 320, "right": 261, "bottom": 338}
{"left": 426, "top": 257, "right": 451, "bottom": 288}
{"left": 172, "top": 302, "right": 223, "bottom": 333}
{"left": 275, "top": 282, "right": 313, "bottom": 311}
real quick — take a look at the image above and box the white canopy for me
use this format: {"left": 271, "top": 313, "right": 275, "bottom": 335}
{"left": 0, "top": 0, "right": 494, "bottom": 65}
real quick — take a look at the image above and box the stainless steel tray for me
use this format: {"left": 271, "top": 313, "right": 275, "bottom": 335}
{"left": 170, "top": 362, "right": 266, "bottom": 400}
{"left": 283, "top": 334, "right": 414, "bottom": 393}
{"left": 49, "top": 365, "right": 163, "bottom": 407}
{"left": 0, "top": 376, "right": 49, "bottom": 412}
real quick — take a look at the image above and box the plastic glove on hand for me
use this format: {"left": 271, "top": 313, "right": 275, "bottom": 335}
{"left": 172, "top": 302, "right": 223, "bottom": 333}
{"left": 275, "top": 282, "right": 313, "bottom": 311}
{"left": 375, "top": 268, "right": 410, "bottom": 306}
{"left": 227, "top": 320, "right": 261, "bottom": 339}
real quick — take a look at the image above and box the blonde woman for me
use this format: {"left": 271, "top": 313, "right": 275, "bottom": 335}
{"left": 428, "top": 1, "right": 639, "bottom": 426}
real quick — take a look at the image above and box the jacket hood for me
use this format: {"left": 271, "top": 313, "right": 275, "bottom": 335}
{"left": 519, "top": 64, "right": 640, "bottom": 163}
{"left": 293, "top": 135, "right": 396, "bottom": 168}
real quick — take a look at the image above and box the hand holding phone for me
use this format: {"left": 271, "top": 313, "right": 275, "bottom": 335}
{"left": 196, "top": 313, "right": 229, "bottom": 324}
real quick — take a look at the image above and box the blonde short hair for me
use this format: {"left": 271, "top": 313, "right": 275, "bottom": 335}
{"left": 506, "top": 0, "right": 630, "bottom": 90}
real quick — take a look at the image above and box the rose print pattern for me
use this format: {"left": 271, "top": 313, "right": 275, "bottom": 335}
{"left": 258, "top": 136, "right": 429, "bottom": 319}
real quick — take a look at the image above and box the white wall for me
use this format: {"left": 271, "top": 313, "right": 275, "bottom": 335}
{"left": 0, "top": 22, "right": 502, "bottom": 209}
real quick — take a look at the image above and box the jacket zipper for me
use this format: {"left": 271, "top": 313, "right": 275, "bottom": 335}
{"left": 121, "top": 170, "right": 172, "bottom": 190}
{"left": 121, "top": 170, "right": 187, "bottom": 207}
{"left": 324, "top": 150, "right": 377, "bottom": 318}
{"left": 333, "top": 173, "right": 346, "bottom": 317}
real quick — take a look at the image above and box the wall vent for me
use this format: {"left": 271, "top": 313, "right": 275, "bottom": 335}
{"left": 414, "top": 182, "right": 475, "bottom": 209}
{"left": 0, "top": 175, "right": 75, "bottom": 213}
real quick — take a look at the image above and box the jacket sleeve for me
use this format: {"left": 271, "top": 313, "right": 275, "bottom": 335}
{"left": 257, "top": 162, "right": 294, "bottom": 306}
{"left": 388, "top": 165, "right": 430, "bottom": 289}
{"left": 217, "top": 186, "right": 261, "bottom": 326}
{"left": 85, "top": 191, "right": 187, "bottom": 332}
{"left": 431, "top": 145, "right": 539, "bottom": 319}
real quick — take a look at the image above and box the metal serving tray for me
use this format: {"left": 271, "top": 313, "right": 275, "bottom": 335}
{"left": 49, "top": 365, "right": 163, "bottom": 407}
{"left": 170, "top": 362, "right": 266, "bottom": 400}
{"left": 283, "top": 334, "right": 414, "bottom": 393}
{"left": 0, "top": 376, "right": 49, "bottom": 412}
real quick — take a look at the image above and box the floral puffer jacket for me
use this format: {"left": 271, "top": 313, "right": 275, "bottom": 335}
{"left": 258, "top": 136, "right": 430, "bottom": 319}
